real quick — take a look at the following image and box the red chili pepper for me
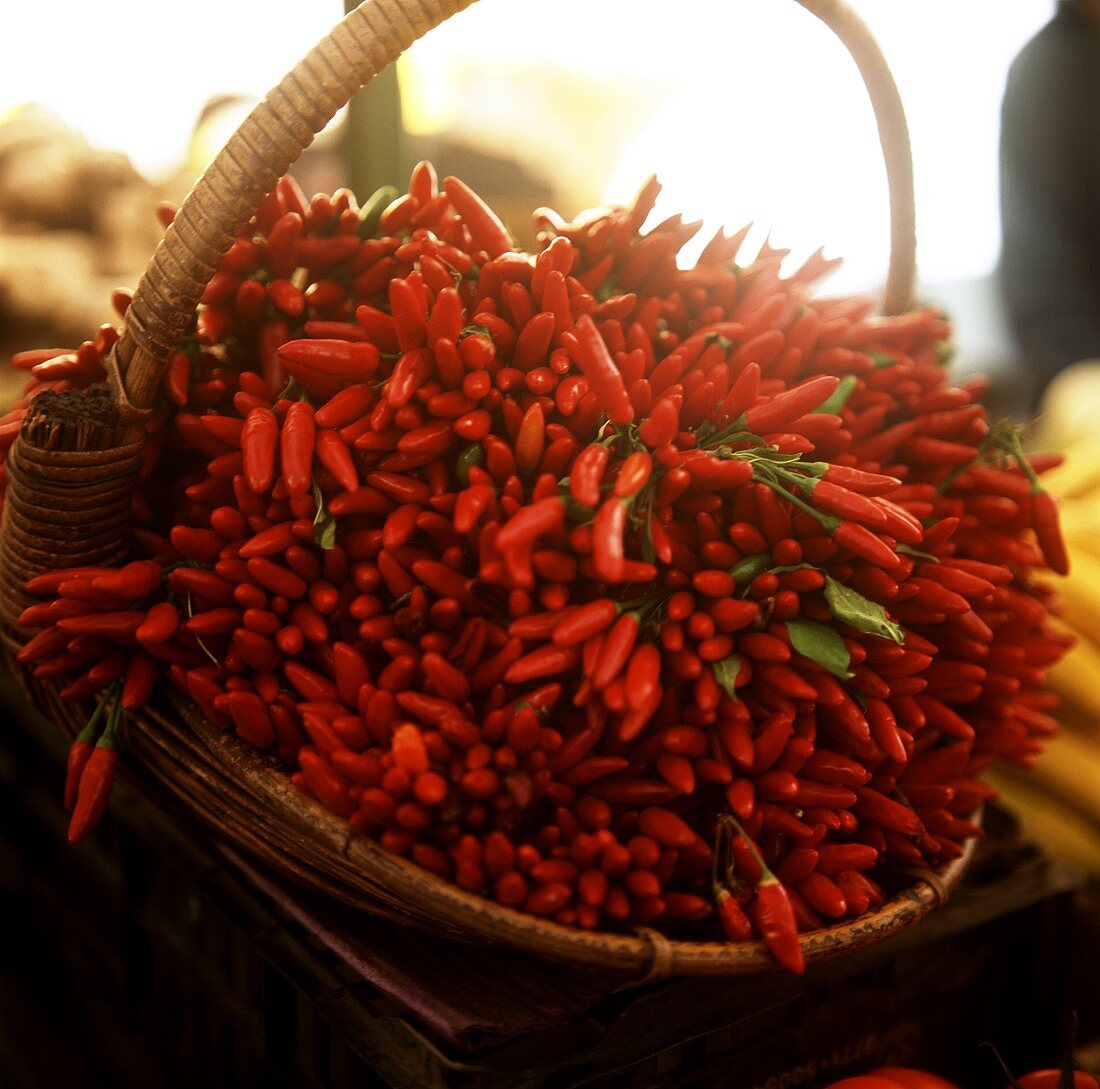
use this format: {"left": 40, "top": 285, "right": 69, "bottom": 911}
{"left": 573, "top": 315, "right": 634, "bottom": 425}
{"left": 834, "top": 520, "right": 903, "bottom": 574}
{"left": 570, "top": 443, "right": 609, "bottom": 507}
{"left": 67, "top": 700, "right": 122, "bottom": 845}
{"left": 504, "top": 644, "right": 581, "bottom": 686}
{"left": 281, "top": 401, "right": 315, "bottom": 499}
{"left": 298, "top": 748, "right": 355, "bottom": 816}
{"left": 749, "top": 877, "right": 804, "bottom": 973}
{"left": 385, "top": 348, "right": 434, "bottom": 408}
{"left": 264, "top": 210, "right": 303, "bottom": 276}
{"left": 121, "top": 654, "right": 159, "bottom": 711}
{"left": 63, "top": 713, "right": 105, "bottom": 811}
{"left": 16, "top": 626, "right": 70, "bottom": 665}
{"left": 592, "top": 612, "right": 639, "bottom": 690}
{"left": 821, "top": 464, "right": 900, "bottom": 496}
{"left": 425, "top": 286, "right": 464, "bottom": 348}
{"left": 87, "top": 561, "right": 162, "bottom": 601}
{"left": 1031, "top": 489, "right": 1069, "bottom": 575}
{"left": 410, "top": 560, "right": 472, "bottom": 604}
{"left": 811, "top": 479, "right": 888, "bottom": 528}
{"left": 685, "top": 456, "right": 753, "bottom": 491}
{"left": 389, "top": 276, "right": 429, "bottom": 351}
{"left": 745, "top": 375, "right": 839, "bottom": 434}
{"left": 513, "top": 311, "right": 556, "bottom": 369}
{"left": 613, "top": 451, "right": 653, "bottom": 498}
{"left": 624, "top": 643, "right": 661, "bottom": 711}
{"left": 854, "top": 787, "right": 925, "bottom": 836}
{"left": 496, "top": 497, "right": 565, "bottom": 557}
{"left": 314, "top": 384, "right": 373, "bottom": 429}
{"left": 164, "top": 352, "right": 191, "bottom": 405}
{"left": 443, "top": 175, "right": 513, "bottom": 257}
{"left": 168, "top": 567, "right": 236, "bottom": 605}
{"left": 592, "top": 499, "right": 626, "bottom": 583}
{"left": 815, "top": 843, "right": 879, "bottom": 873}
{"left": 638, "top": 397, "right": 680, "bottom": 448}
{"left": 637, "top": 805, "right": 697, "bottom": 848}
{"left": 242, "top": 408, "right": 279, "bottom": 494}
{"left": 56, "top": 612, "right": 146, "bottom": 639}
{"left": 316, "top": 429, "right": 359, "bottom": 492}
{"left": 238, "top": 521, "right": 298, "bottom": 559}
{"left": 716, "top": 886, "right": 754, "bottom": 940}
{"left": 277, "top": 340, "right": 380, "bottom": 399}
{"left": 515, "top": 403, "right": 545, "bottom": 474}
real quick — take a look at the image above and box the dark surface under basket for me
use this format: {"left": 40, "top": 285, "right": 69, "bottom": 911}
{"left": 0, "top": 669, "right": 1092, "bottom": 1089}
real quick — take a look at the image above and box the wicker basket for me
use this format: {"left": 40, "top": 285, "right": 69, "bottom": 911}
{"left": 0, "top": 0, "right": 975, "bottom": 979}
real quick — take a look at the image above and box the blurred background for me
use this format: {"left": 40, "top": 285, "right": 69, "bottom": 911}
{"left": 2, "top": 0, "right": 1099, "bottom": 905}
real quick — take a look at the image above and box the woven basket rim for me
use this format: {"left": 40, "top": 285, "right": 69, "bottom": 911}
{"left": 151, "top": 686, "right": 978, "bottom": 978}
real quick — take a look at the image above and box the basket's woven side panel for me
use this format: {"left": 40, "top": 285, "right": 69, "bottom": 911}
{"left": 113, "top": 0, "right": 477, "bottom": 416}
{"left": 0, "top": 437, "right": 142, "bottom": 632}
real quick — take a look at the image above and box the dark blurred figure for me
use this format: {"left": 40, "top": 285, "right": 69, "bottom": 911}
{"left": 999, "top": 0, "right": 1100, "bottom": 411}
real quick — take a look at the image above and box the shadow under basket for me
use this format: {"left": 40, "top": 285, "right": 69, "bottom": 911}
{"left": 0, "top": 0, "right": 972, "bottom": 979}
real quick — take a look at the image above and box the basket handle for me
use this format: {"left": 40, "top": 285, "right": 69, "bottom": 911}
{"left": 109, "top": 0, "right": 916, "bottom": 416}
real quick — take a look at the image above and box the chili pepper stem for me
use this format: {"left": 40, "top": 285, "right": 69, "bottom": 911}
{"left": 752, "top": 465, "right": 839, "bottom": 534}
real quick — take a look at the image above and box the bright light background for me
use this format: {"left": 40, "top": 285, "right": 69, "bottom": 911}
{"left": 1, "top": 0, "right": 1053, "bottom": 297}
{"left": 0, "top": 2, "right": 345, "bottom": 178}
{"left": 401, "top": 0, "right": 1053, "bottom": 293}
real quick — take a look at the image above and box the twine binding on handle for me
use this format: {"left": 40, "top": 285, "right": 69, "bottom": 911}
{"left": 894, "top": 867, "right": 953, "bottom": 908}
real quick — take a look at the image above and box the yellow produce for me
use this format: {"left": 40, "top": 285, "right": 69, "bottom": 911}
{"left": 1050, "top": 548, "right": 1100, "bottom": 648}
{"left": 1047, "top": 632, "right": 1100, "bottom": 731}
{"left": 1036, "top": 438, "right": 1100, "bottom": 501}
{"left": 1060, "top": 512, "right": 1100, "bottom": 561}
{"left": 1036, "top": 360, "right": 1100, "bottom": 453}
{"left": 1013, "top": 376, "right": 1100, "bottom": 874}
{"left": 1026, "top": 727, "right": 1100, "bottom": 819}
{"left": 991, "top": 770, "right": 1100, "bottom": 878}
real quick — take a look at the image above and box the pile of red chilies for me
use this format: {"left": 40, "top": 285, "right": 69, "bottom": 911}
{"left": 8, "top": 164, "right": 1071, "bottom": 972}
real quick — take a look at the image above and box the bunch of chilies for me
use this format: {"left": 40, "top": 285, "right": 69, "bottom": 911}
{"left": 5, "top": 164, "right": 1071, "bottom": 972}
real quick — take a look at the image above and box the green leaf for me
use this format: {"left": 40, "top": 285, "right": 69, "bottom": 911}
{"left": 276, "top": 376, "right": 307, "bottom": 403}
{"left": 640, "top": 520, "right": 656, "bottom": 564}
{"left": 785, "top": 619, "right": 852, "bottom": 679}
{"left": 513, "top": 700, "right": 548, "bottom": 719}
{"left": 357, "top": 184, "right": 399, "bottom": 239}
{"left": 459, "top": 323, "right": 491, "bottom": 341}
{"left": 456, "top": 441, "right": 484, "bottom": 484}
{"left": 312, "top": 482, "right": 337, "bottom": 551}
{"left": 768, "top": 563, "right": 814, "bottom": 576}
{"left": 713, "top": 655, "right": 743, "bottom": 701}
{"left": 823, "top": 575, "right": 905, "bottom": 645}
{"left": 897, "top": 542, "right": 939, "bottom": 563}
{"left": 730, "top": 553, "right": 771, "bottom": 589}
{"left": 816, "top": 374, "right": 857, "bottom": 415}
